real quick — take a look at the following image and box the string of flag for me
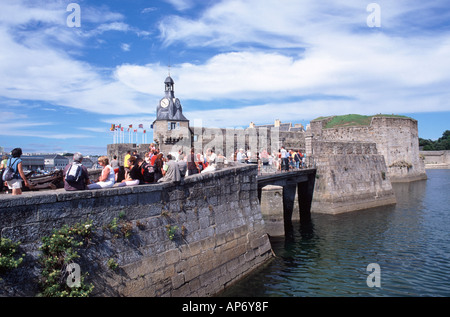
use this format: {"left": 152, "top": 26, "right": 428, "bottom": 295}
{"left": 110, "top": 124, "right": 151, "bottom": 144}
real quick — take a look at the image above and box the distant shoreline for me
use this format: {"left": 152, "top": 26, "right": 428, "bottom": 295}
{"left": 425, "top": 164, "right": 450, "bottom": 169}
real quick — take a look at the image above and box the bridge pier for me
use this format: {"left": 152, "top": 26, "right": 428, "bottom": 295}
{"left": 258, "top": 169, "right": 316, "bottom": 236}
{"left": 297, "top": 173, "right": 315, "bottom": 223}
{"left": 282, "top": 183, "right": 297, "bottom": 234}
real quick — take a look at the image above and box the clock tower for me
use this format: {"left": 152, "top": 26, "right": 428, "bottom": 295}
{"left": 153, "top": 75, "right": 191, "bottom": 155}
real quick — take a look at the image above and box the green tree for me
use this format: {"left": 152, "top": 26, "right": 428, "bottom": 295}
{"left": 420, "top": 130, "right": 450, "bottom": 151}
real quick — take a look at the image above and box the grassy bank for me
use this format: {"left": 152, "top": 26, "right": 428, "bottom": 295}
{"left": 313, "top": 114, "right": 411, "bottom": 129}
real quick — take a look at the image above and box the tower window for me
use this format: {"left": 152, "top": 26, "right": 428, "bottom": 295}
{"left": 168, "top": 122, "right": 179, "bottom": 130}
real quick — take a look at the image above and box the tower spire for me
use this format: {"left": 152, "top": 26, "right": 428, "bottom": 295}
{"left": 168, "top": 57, "right": 171, "bottom": 77}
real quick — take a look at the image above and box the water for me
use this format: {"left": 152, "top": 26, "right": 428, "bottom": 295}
{"left": 221, "top": 169, "right": 450, "bottom": 297}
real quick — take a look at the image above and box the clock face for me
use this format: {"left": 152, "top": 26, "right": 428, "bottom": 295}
{"left": 160, "top": 98, "right": 169, "bottom": 108}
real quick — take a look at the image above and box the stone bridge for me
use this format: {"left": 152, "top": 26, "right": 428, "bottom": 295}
{"left": 256, "top": 168, "right": 317, "bottom": 236}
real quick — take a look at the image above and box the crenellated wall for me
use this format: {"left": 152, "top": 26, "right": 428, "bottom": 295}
{"left": 0, "top": 164, "right": 272, "bottom": 297}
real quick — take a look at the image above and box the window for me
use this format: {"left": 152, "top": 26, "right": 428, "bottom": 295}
{"left": 168, "top": 122, "right": 179, "bottom": 130}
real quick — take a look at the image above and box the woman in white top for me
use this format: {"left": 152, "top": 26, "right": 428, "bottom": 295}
{"left": 88, "top": 156, "right": 115, "bottom": 189}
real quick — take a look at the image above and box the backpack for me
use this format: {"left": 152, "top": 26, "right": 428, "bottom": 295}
{"left": 2, "top": 158, "right": 19, "bottom": 182}
{"left": 140, "top": 162, "right": 154, "bottom": 183}
{"left": 65, "top": 163, "right": 83, "bottom": 184}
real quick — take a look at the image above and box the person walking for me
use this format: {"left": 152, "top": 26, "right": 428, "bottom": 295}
{"left": 4, "top": 148, "right": 30, "bottom": 195}
{"left": 280, "top": 146, "right": 289, "bottom": 171}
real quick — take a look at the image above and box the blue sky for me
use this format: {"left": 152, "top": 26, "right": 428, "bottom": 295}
{"left": 1, "top": 0, "right": 449, "bottom": 155}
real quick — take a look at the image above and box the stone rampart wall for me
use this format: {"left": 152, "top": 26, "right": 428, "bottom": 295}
{"left": 311, "top": 140, "right": 378, "bottom": 155}
{"left": 0, "top": 164, "right": 272, "bottom": 297}
{"left": 188, "top": 126, "right": 306, "bottom": 158}
{"left": 420, "top": 150, "right": 450, "bottom": 169}
{"left": 310, "top": 116, "right": 427, "bottom": 182}
{"left": 311, "top": 141, "right": 396, "bottom": 214}
{"left": 107, "top": 143, "right": 152, "bottom": 166}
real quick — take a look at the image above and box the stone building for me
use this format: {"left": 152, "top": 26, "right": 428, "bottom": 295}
{"left": 152, "top": 76, "right": 191, "bottom": 156}
{"left": 43, "top": 154, "right": 69, "bottom": 171}
{"left": 21, "top": 155, "right": 45, "bottom": 172}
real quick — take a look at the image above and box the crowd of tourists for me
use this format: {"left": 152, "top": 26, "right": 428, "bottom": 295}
{"left": 233, "top": 146, "right": 307, "bottom": 172}
{"left": 61, "top": 144, "right": 224, "bottom": 193}
{"left": 1, "top": 144, "right": 307, "bottom": 195}
{"left": 0, "top": 145, "right": 222, "bottom": 195}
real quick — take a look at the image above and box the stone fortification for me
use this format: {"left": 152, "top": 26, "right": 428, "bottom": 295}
{"left": 420, "top": 150, "right": 450, "bottom": 169}
{"left": 310, "top": 116, "right": 427, "bottom": 182}
{"left": 190, "top": 126, "right": 305, "bottom": 159}
{"left": 0, "top": 164, "right": 272, "bottom": 297}
{"left": 107, "top": 143, "right": 152, "bottom": 166}
{"left": 310, "top": 140, "right": 396, "bottom": 214}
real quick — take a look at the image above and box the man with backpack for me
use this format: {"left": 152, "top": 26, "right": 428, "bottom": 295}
{"left": 63, "top": 152, "right": 90, "bottom": 191}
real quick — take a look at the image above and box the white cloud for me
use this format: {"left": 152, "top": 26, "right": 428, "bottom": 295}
{"left": 0, "top": 1, "right": 150, "bottom": 117}
{"left": 82, "top": 22, "right": 150, "bottom": 38}
{"left": 121, "top": 43, "right": 131, "bottom": 52}
{"left": 115, "top": 35, "right": 450, "bottom": 115}
{"left": 0, "top": 1, "right": 63, "bottom": 26}
{"left": 1, "top": 0, "right": 450, "bottom": 136}
{"left": 158, "top": 0, "right": 362, "bottom": 48}
{"left": 148, "top": 0, "right": 450, "bottom": 126}
{"left": 164, "top": 0, "right": 195, "bottom": 11}
{"left": 141, "top": 7, "right": 157, "bottom": 14}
